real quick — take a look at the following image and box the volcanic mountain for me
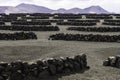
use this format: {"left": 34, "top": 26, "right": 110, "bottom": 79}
{"left": 0, "top": 3, "right": 109, "bottom": 14}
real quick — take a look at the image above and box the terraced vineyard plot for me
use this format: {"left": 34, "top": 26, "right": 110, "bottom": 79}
{"left": 103, "top": 20, "right": 120, "bottom": 26}
{"left": 49, "top": 33, "right": 120, "bottom": 42}
{"left": 0, "top": 32, "right": 37, "bottom": 40}
{"left": 67, "top": 27, "right": 120, "bottom": 32}
{"left": 57, "top": 21, "right": 97, "bottom": 26}
{"left": 0, "top": 25, "right": 60, "bottom": 31}
{"left": 0, "top": 13, "right": 119, "bottom": 80}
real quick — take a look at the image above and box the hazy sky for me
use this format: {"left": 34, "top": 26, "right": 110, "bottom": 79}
{"left": 1, "top": 0, "right": 120, "bottom": 13}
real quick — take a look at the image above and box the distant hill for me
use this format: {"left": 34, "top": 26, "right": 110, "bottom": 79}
{"left": 0, "top": 6, "right": 13, "bottom": 13}
{"left": 0, "top": 3, "right": 110, "bottom": 14}
{"left": 83, "top": 6, "right": 109, "bottom": 14}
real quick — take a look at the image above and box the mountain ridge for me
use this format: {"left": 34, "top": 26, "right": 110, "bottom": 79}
{"left": 0, "top": 3, "right": 110, "bottom": 14}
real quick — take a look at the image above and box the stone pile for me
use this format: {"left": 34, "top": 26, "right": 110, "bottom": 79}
{"left": 0, "top": 25, "right": 60, "bottom": 31}
{"left": 57, "top": 21, "right": 96, "bottom": 26}
{"left": 86, "top": 14, "right": 112, "bottom": 19}
{"left": 103, "top": 20, "right": 120, "bottom": 26}
{"left": 67, "top": 27, "right": 120, "bottom": 32}
{"left": 103, "top": 55, "right": 120, "bottom": 68}
{"left": 0, "top": 32, "right": 37, "bottom": 40}
{"left": 49, "top": 33, "right": 120, "bottom": 42}
{"left": 0, "top": 54, "right": 89, "bottom": 80}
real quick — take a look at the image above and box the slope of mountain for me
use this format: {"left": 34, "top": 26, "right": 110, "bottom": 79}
{"left": 15, "top": 3, "right": 53, "bottom": 13}
{"left": 52, "top": 8, "right": 66, "bottom": 13}
{"left": 67, "top": 8, "right": 82, "bottom": 14}
{"left": 5, "top": 7, "right": 26, "bottom": 13}
{"left": 6, "top": 3, "right": 53, "bottom": 13}
{"left": 0, "top": 6, "right": 13, "bottom": 13}
{"left": 83, "top": 6, "right": 109, "bottom": 14}
{"left": 0, "top": 3, "right": 110, "bottom": 14}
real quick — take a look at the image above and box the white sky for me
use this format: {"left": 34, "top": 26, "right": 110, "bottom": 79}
{"left": 1, "top": 0, "right": 120, "bottom": 13}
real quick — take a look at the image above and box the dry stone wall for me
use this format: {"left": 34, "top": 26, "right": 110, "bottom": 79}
{"left": 0, "top": 54, "right": 89, "bottom": 80}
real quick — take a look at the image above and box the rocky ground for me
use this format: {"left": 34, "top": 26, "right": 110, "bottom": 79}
{"left": 0, "top": 39, "right": 120, "bottom": 80}
{"left": 0, "top": 25, "right": 120, "bottom": 80}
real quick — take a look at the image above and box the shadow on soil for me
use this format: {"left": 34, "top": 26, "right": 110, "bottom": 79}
{"left": 25, "top": 69, "right": 89, "bottom": 80}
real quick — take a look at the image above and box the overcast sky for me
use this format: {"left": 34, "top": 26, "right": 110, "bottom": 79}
{"left": 0, "top": 0, "right": 120, "bottom": 13}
